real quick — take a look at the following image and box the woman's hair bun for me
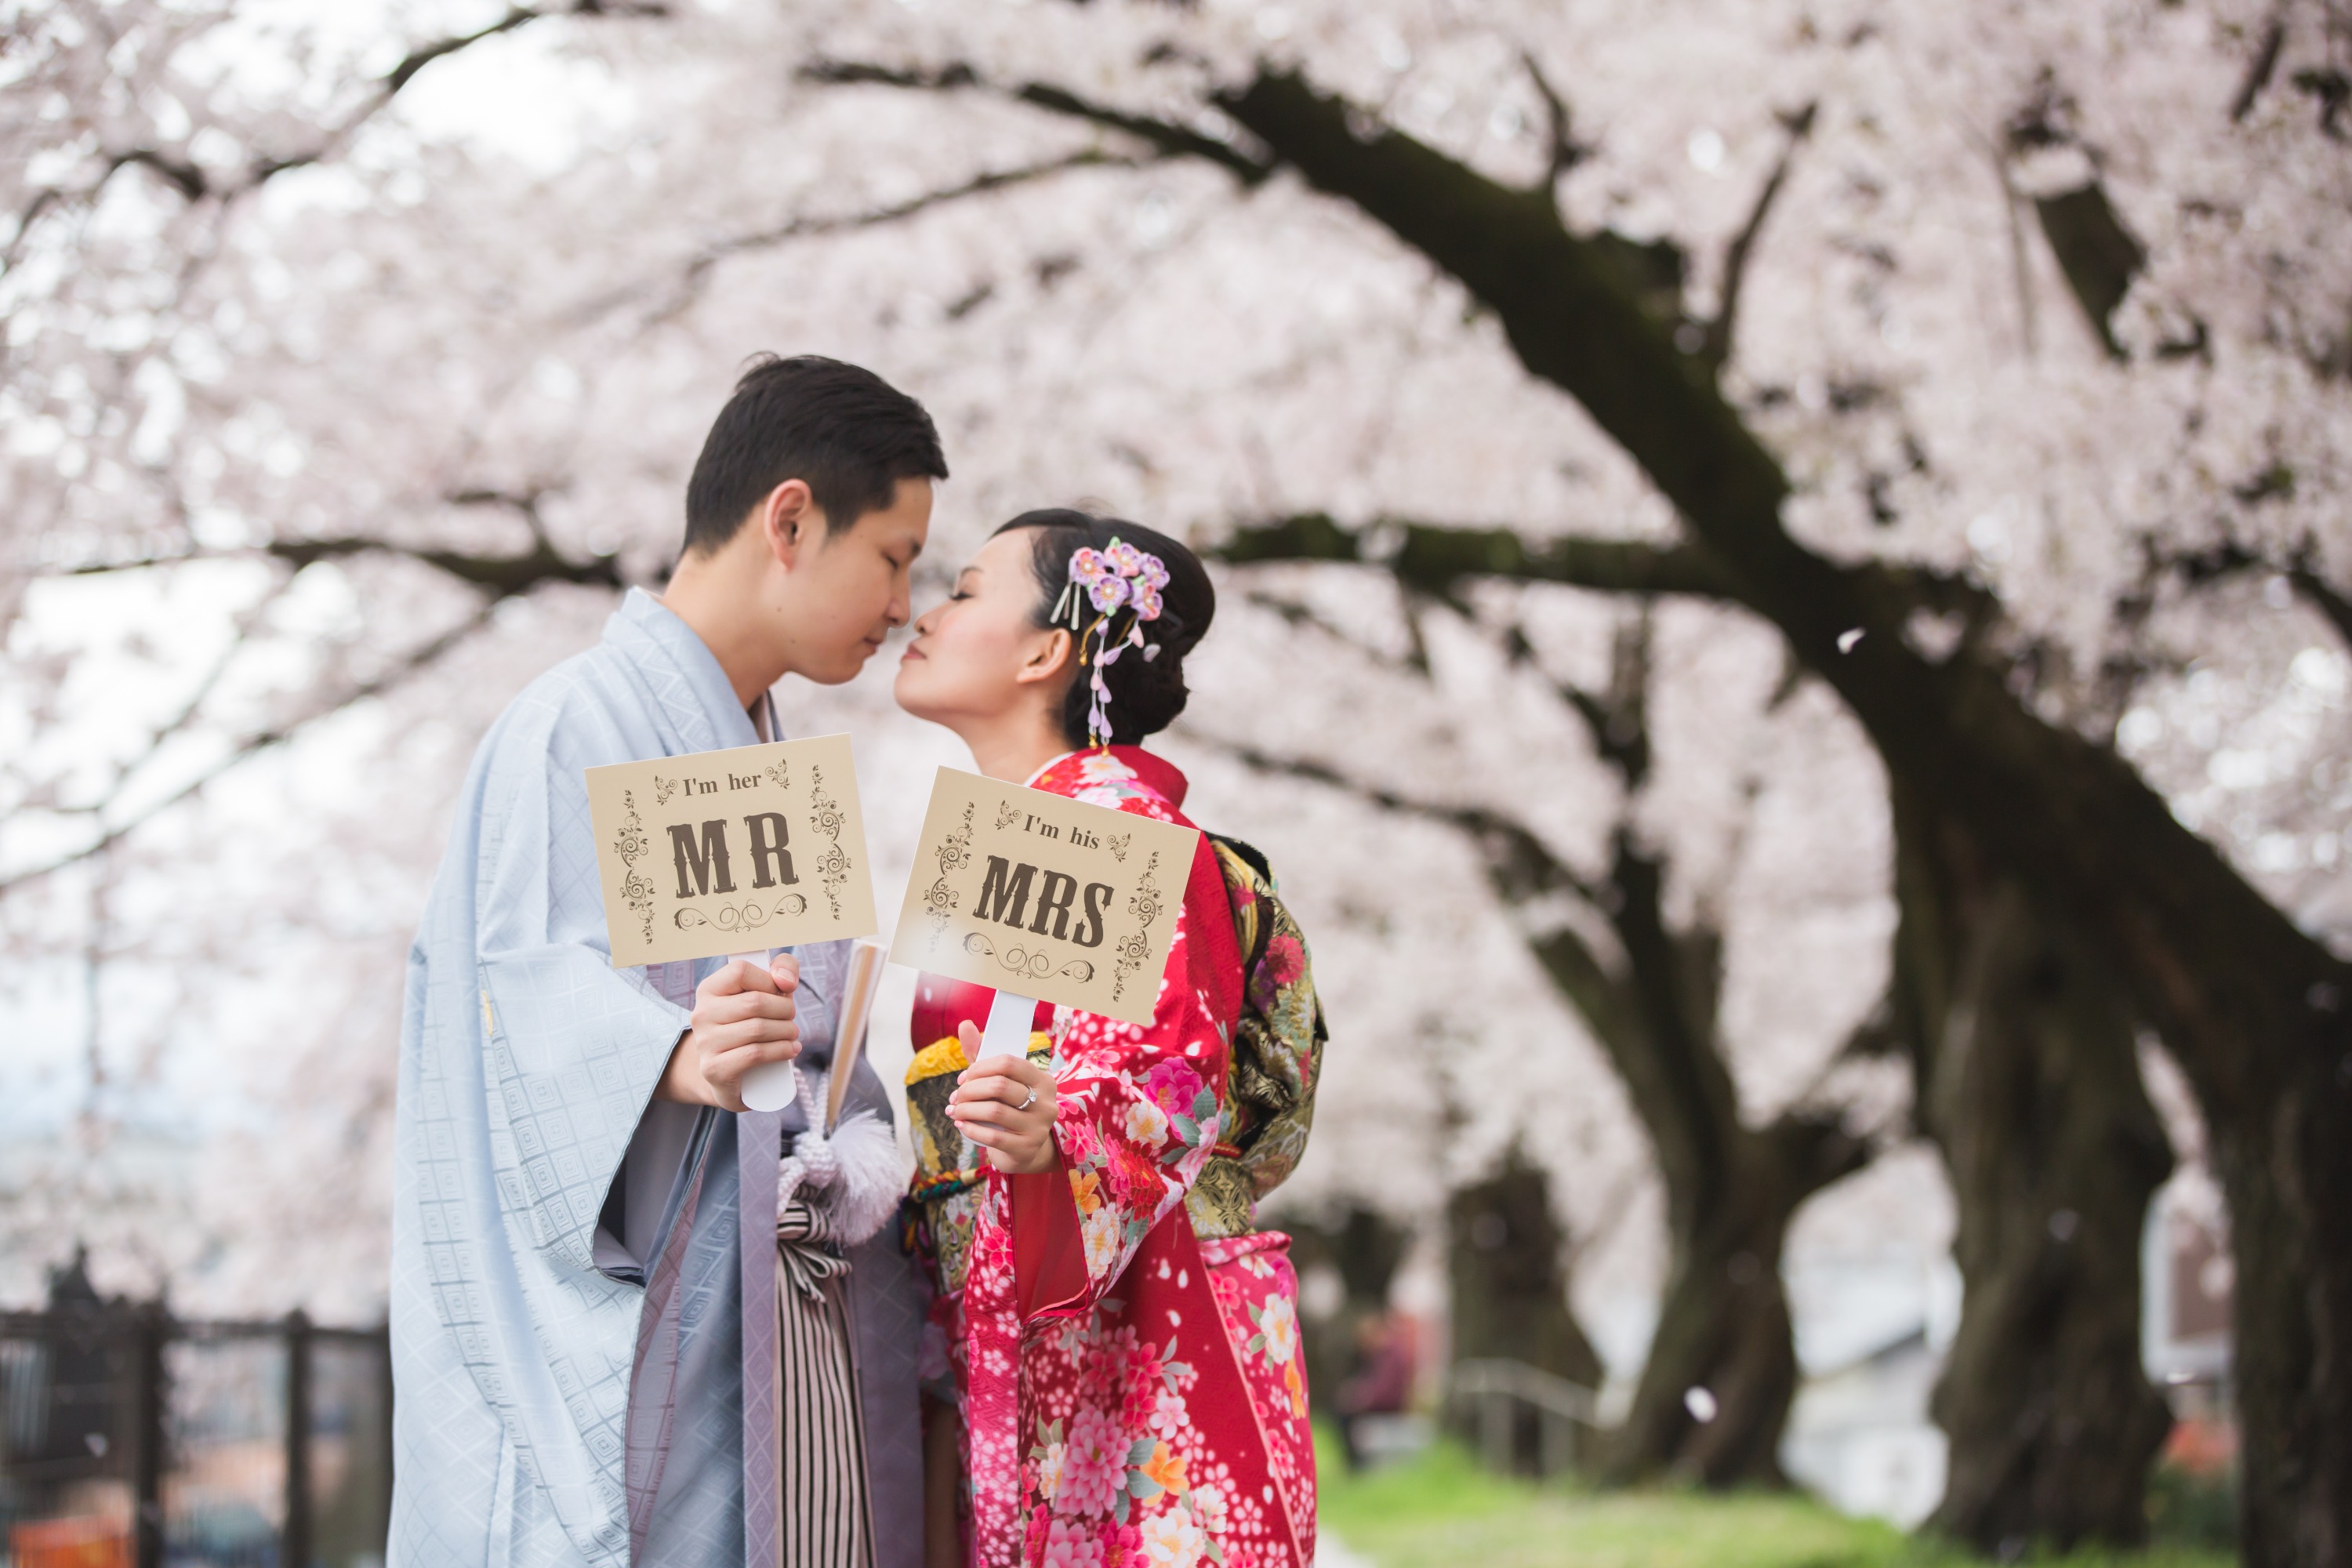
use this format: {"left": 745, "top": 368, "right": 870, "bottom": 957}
{"left": 992, "top": 508, "right": 1216, "bottom": 748}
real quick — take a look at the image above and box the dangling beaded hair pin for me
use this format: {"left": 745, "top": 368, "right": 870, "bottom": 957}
{"left": 1050, "top": 537, "right": 1170, "bottom": 748}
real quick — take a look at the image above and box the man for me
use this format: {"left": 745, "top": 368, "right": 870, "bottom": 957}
{"left": 390, "top": 355, "right": 946, "bottom": 1568}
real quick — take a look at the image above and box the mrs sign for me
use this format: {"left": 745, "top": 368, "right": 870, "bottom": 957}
{"left": 888, "top": 767, "right": 1197, "bottom": 1057}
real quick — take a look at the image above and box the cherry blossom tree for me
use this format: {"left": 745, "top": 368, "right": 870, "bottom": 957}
{"left": 785, "top": 4, "right": 2352, "bottom": 1554}
{"left": 1223, "top": 600, "right": 1897, "bottom": 1486}
{"left": 6, "top": 1, "right": 2352, "bottom": 1558}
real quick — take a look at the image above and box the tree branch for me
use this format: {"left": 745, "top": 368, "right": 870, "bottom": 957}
{"left": 1218, "top": 729, "right": 1877, "bottom": 1311}
{"left": 0, "top": 604, "right": 499, "bottom": 895}
{"left": 384, "top": 5, "right": 554, "bottom": 96}
{"left": 1210, "top": 71, "right": 1828, "bottom": 595}
{"left": 2145, "top": 535, "right": 2352, "bottom": 655}
{"left": 1243, "top": 566, "right": 1657, "bottom": 788}
{"left": 798, "top": 59, "right": 1275, "bottom": 183}
{"left": 24, "top": 1, "right": 667, "bottom": 235}
{"left": 2031, "top": 182, "right": 2146, "bottom": 360}
{"left": 801, "top": 61, "right": 1867, "bottom": 631}
{"left": 1215, "top": 511, "right": 1998, "bottom": 636}
{"left": 1219, "top": 731, "right": 1755, "bottom": 1208}
{"left": 1519, "top": 50, "right": 1591, "bottom": 191}
{"left": 1601, "top": 828, "right": 1747, "bottom": 1205}
{"left": 1238, "top": 589, "right": 1426, "bottom": 677}
{"left": 1202, "top": 739, "right": 1594, "bottom": 906}
{"left": 1212, "top": 511, "right": 1740, "bottom": 598}
{"left": 1700, "top": 103, "right": 1817, "bottom": 372}
{"left": 64, "top": 533, "right": 623, "bottom": 599}
{"left": 2231, "top": 13, "right": 2288, "bottom": 122}
{"left": 110, "top": 148, "right": 209, "bottom": 202}
{"left": 597, "top": 150, "right": 1138, "bottom": 328}
{"left": 1502, "top": 610, "right": 1653, "bottom": 788}
{"left": 268, "top": 535, "right": 625, "bottom": 597}
{"left": 2291, "top": 563, "right": 2352, "bottom": 652}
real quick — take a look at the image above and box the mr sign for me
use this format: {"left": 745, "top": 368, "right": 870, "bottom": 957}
{"left": 887, "top": 768, "right": 1199, "bottom": 1026}
{"left": 585, "top": 734, "right": 877, "bottom": 968}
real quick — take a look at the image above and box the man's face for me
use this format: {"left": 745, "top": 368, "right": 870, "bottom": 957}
{"left": 779, "top": 476, "right": 933, "bottom": 684}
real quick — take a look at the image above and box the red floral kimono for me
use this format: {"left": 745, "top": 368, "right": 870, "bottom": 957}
{"left": 908, "top": 748, "right": 1316, "bottom": 1568}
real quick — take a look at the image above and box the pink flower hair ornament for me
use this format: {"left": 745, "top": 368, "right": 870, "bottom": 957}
{"left": 1047, "top": 535, "right": 1169, "bottom": 748}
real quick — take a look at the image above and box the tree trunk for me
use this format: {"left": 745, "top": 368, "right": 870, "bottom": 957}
{"left": 2205, "top": 1045, "right": 2352, "bottom": 1568}
{"left": 1521, "top": 831, "right": 1868, "bottom": 1486}
{"left": 1447, "top": 1152, "right": 1606, "bottom": 1388}
{"left": 1892, "top": 791, "right": 2175, "bottom": 1548}
{"left": 1287, "top": 1203, "right": 1410, "bottom": 1443}
{"left": 1604, "top": 1113, "right": 1857, "bottom": 1486}
{"left": 1447, "top": 1152, "right": 1606, "bottom": 1472}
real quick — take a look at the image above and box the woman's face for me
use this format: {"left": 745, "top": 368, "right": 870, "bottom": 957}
{"left": 895, "top": 528, "right": 1073, "bottom": 733}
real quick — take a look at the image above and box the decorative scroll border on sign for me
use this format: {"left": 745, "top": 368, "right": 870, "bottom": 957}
{"left": 677, "top": 893, "right": 808, "bottom": 934}
{"left": 1112, "top": 850, "right": 1163, "bottom": 1004}
{"left": 923, "top": 803, "right": 976, "bottom": 952}
{"left": 963, "top": 931, "right": 1098, "bottom": 985}
{"left": 809, "top": 764, "right": 849, "bottom": 920}
{"left": 612, "top": 790, "right": 656, "bottom": 945}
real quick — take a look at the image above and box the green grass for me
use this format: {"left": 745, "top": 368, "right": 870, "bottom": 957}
{"left": 1312, "top": 1431, "right": 2238, "bottom": 1568}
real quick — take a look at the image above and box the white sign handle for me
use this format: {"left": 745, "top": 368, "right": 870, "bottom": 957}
{"left": 978, "top": 987, "right": 1041, "bottom": 1064}
{"left": 731, "top": 949, "right": 801, "bottom": 1114}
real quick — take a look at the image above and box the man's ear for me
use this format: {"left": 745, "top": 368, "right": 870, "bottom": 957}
{"left": 1014, "top": 627, "right": 1076, "bottom": 687}
{"left": 757, "top": 479, "right": 820, "bottom": 567}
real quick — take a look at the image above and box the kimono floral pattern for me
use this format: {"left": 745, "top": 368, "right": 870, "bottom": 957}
{"left": 957, "top": 747, "right": 1316, "bottom": 1568}
{"left": 1194, "top": 839, "right": 1326, "bottom": 1232}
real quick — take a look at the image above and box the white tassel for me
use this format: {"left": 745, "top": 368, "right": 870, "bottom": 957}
{"left": 777, "top": 1069, "right": 912, "bottom": 1247}
{"left": 814, "top": 1109, "right": 910, "bottom": 1246}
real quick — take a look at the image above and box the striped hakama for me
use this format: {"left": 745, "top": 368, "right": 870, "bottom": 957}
{"left": 775, "top": 1200, "right": 872, "bottom": 1568}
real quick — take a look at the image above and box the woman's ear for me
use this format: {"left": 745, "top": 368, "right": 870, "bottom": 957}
{"left": 1014, "top": 626, "right": 1075, "bottom": 687}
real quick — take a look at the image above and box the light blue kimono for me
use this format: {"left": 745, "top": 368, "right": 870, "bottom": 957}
{"left": 389, "top": 590, "right": 924, "bottom": 1567}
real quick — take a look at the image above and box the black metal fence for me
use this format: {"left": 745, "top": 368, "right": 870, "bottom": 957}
{"left": 0, "top": 1260, "right": 389, "bottom": 1568}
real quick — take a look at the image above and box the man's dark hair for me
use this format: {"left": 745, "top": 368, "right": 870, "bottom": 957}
{"left": 682, "top": 354, "right": 948, "bottom": 554}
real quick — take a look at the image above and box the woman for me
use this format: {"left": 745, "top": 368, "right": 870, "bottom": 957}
{"left": 895, "top": 510, "right": 1323, "bottom": 1568}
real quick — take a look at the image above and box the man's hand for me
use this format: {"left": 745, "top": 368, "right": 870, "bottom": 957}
{"left": 658, "top": 954, "right": 800, "bottom": 1111}
{"left": 945, "top": 1022, "right": 1058, "bottom": 1174}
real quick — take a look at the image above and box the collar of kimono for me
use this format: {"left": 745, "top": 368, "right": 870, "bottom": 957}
{"left": 607, "top": 586, "right": 766, "bottom": 752}
{"left": 1025, "top": 744, "right": 1189, "bottom": 809}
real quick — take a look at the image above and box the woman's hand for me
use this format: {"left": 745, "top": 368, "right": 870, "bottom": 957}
{"left": 946, "top": 1022, "right": 1059, "bottom": 1174}
{"left": 659, "top": 954, "right": 800, "bottom": 1110}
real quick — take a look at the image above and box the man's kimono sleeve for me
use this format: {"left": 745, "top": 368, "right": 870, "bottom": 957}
{"left": 472, "top": 712, "right": 691, "bottom": 1276}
